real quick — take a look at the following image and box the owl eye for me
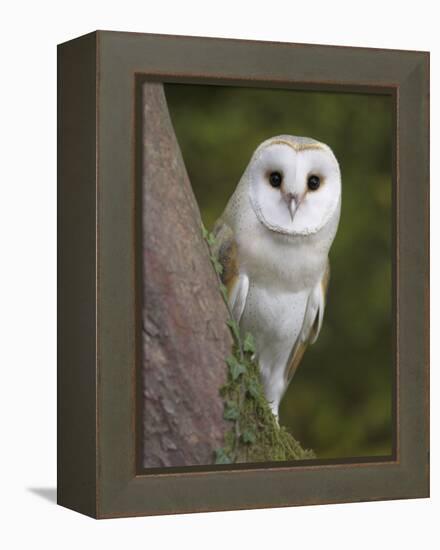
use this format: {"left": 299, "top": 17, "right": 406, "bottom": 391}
{"left": 307, "top": 175, "right": 321, "bottom": 191}
{"left": 269, "top": 171, "right": 282, "bottom": 188}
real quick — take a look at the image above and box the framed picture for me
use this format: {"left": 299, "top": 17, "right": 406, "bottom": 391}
{"left": 57, "top": 31, "right": 429, "bottom": 518}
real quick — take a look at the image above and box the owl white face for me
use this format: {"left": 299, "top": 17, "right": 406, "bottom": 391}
{"left": 247, "top": 137, "right": 341, "bottom": 236}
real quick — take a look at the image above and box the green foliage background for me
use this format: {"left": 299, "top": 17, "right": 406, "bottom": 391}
{"left": 165, "top": 83, "right": 393, "bottom": 459}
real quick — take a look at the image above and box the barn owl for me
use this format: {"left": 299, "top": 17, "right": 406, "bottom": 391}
{"left": 213, "top": 135, "right": 341, "bottom": 417}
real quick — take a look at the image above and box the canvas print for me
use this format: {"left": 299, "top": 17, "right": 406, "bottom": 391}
{"left": 139, "top": 82, "right": 393, "bottom": 470}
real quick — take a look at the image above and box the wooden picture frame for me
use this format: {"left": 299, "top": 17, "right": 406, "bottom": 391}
{"left": 57, "top": 30, "right": 429, "bottom": 518}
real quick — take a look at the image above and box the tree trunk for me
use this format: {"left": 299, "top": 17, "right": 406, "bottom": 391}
{"left": 141, "top": 82, "right": 232, "bottom": 468}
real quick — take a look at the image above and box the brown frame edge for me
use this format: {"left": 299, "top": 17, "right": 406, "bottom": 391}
{"left": 57, "top": 30, "right": 429, "bottom": 519}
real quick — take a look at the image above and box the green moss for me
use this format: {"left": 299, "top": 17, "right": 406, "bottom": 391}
{"left": 202, "top": 224, "right": 315, "bottom": 464}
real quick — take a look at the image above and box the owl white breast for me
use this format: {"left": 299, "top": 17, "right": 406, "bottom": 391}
{"left": 214, "top": 135, "right": 341, "bottom": 417}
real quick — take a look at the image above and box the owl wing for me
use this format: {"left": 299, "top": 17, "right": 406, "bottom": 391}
{"left": 285, "top": 261, "right": 330, "bottom": 382}
{"left": 212, "top": 218, "right": 249, "bottom": 323}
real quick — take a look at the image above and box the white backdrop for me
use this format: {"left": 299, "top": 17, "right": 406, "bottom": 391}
{"left": 0, "top": 1, "right": 437, "bottom": 548}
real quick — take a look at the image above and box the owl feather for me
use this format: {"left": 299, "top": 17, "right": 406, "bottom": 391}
{"left": 212, "top": 135, "right": 341, "bottom": 417}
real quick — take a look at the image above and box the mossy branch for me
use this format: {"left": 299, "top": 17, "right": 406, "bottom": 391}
{"left": 202, "top": 223, "right": 315, "bottom": 464}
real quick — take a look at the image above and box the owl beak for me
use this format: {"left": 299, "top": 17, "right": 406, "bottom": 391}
{"left": 289, "top": 199, "right": 297, "bottom": 222}
{"left": 284, "top": 193, "right": 299, "bottom": 222}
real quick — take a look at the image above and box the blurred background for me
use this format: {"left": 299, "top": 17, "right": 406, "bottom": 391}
{"left": 165, "top": 83, "right": 393, "bottom": 460}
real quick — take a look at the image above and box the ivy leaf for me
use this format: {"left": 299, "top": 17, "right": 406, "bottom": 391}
{"left": 201, "top": 224, "right": 209, "bottom": 240}
{"left": 210, "top": 255, "right": 223, "bottom": 275}
{"left": 226, "top": 318, "right": 240, "bottom": 343}
{"left": 247, "top": 380, "right": 260, "bottom": 400}
{"left": 241, "top": 430, "right": 256, "bottom": 444}
{"left": 224, "top": 401, "right": 240, "bottom": 421}
{"left": 243, "top": 332, "right": 256, "bottom": 354}
{"left": 214, "top": 448, "right": 233, "bottom": 464}
{"left": 226, "top": 355, "right": 246, "bottom": 381}
{"left": 207, "top": 232, "right": 216, "bottom": 247}
{"left": 219, "top": 284, "right": 229, "bottom": 304}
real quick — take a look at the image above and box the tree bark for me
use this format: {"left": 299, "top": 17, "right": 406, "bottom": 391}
{"left": 141, "top": 83, "right": 232, "bottom": 468}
